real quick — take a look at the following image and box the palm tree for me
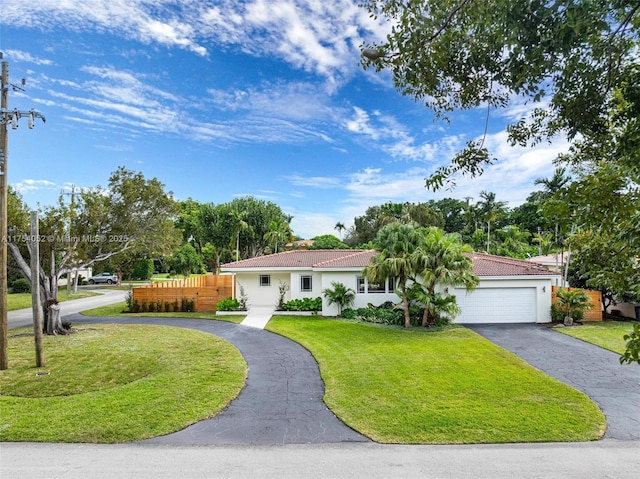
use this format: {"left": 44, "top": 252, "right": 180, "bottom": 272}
{"left": 334, "top": 221, "right": 346, "bottom": 240}
{"left": 322, "top": 281, "right": 356, "bottom": 316}
{"left": 229, "top": 209, "right": 248, "bottom": 261}
{"left": 477, "top": 191, "right": 507, "bottom": 254}
{"left": 364, "top": 222, "right": 424, "bottom": 327}
{"left": 264, "top": 220, "right": 292, "bottom": 253}
{"left": 411, "top": 227, "right": 479, "bottom": 327}
{"left": 534, "top": 167, "right": 571, "bottom": 201}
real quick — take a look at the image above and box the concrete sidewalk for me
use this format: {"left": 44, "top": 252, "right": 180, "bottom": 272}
{"left": 239, "top": 306, "right": 274, "bottom": 329}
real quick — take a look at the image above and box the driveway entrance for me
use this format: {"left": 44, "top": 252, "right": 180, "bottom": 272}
{"left": 467, "top": 323, "right": 640, "bottom": 440}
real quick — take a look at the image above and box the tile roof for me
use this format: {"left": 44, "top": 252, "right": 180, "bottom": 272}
{"left": 221, "top": 249, "right": 373, "bottom": 269}
{"left": 467, "top": 252, "right": 560, "bottom": 276}
{"left": 222, "top": 249, "right": 560, "bottom": 277}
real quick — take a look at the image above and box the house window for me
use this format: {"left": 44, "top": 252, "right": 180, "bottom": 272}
{"left": 259, "top": 275, "right": 270, "bottom": 287}
{"left": 300, "top": 275, "right": 313, "bottom": 292}
{"left": 368, "top": 280, "right": 385, "bottom": 293}
{"left": 356, "top": 276, "right": 395, "bottom": 293}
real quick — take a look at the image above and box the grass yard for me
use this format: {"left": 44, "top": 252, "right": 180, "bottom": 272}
{"left": 555, "top": 321, "right": 638, "bottom": 354}
{"left": 7, "top": 289, "right": 101, "bottom": 311}
{"left": 0, "top": 324, "right": 246, "bottom": 443}
{"left": 80, "top": 301, "right": 246, "bottom": 324}
{"left": 267, "top": 316, "right": 605, "bottom": 444}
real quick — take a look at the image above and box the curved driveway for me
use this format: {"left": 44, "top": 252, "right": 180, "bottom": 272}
{"left": 468, "top": 324, "right": 640, "bottom": 441}
{"left": 69, "top": 314, "right": 368, "bottom": 445}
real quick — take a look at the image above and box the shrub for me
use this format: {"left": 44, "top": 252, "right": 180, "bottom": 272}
{"left": 282, "top": 297, "right": 322, "bottom": 312}
{"left": 148, "top": 301, "right": 155, "bottom": 312}
{"left": 11, "top": 278, "right": 31, "bottom": 294}
{"left": 238, "top": 284, "right": 248, "bottom": 311}
{"left": 343, "top": 305, "right": 424, "bottom": 327}
{"left": 141, "top": 300, "right": 148, "bottom": 313}
{"left": 276, "top": 281, "right": 289, "bottom": 310}
{"left": 156, "top": 299, "right": 163, "bottom": 313}
{"left": 132, "top": 299, "right": 140, "bottom": 313}
{"left": 172, "top": 300, "right": 179, "bottom": 312}
{"left": 164, "top": 301, "right": 171, "bottom": 312}
{"left": 180, "top": 298, "right": 195, "bottom": 312}
{"left": 551, "top": 303, "right": 584, "bottom": 323}
{"left": 125, "top": 290, "right": 133, "bottom": 311}
{"left": 216, "top": 297, "right": 240, "bottom": 311}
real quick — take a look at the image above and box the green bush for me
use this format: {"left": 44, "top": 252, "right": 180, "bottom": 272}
{"left": 181, "top": 298, "right": 195, "bottom": 312}
{"left": 130, "top": 259, "right": 154, "bottom": 280}
{"left": 216, "top": 297, "right": 239, "bottom": 311}
{"left": 11, "top": 278, "right": 31, "bottom": 294}
{"left": 342, "top": 305, "right": 424, "bottom": 326}
{"left": 551, "top": 303, "right": 584, "bottom": 323}
{"left": 282, "top": 297, "right": 322, "bottom": 312}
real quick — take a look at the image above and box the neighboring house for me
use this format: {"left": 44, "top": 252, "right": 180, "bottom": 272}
{"left": 527, "top": 253, "right": 570, "bottom": 277}
{"left": 220, "top": 250, "right": 560, "bottom": 324}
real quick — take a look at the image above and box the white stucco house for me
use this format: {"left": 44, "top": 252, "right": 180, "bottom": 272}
{"left": 220, "top": 249, "right": 560, "bottom": 324}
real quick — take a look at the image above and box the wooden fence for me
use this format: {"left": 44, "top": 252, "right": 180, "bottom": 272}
{"left": 132, "top": 274, "right": 234, "bottom": 312}
{"left": 551, "top": 286, "right": 602, "bottom": 322}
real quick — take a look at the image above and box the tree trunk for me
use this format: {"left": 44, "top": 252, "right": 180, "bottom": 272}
{"left": 401, "top": 285, "right": 411, "bottom": 327}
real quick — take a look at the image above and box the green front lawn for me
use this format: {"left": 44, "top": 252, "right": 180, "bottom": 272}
{"left": 556, "top": 321, "right": 638, "bottom": 354}
{"left": 0, "top": 324, "right": 246, "bottom": 443}
{"left": 80, "top": 301, "right": 246, "bottom": 324}
{"left": 7, "top": 289, "right": 101, "bottom": 311}
{"left": 267, "top": 316, "right": 605, "bottom": 444}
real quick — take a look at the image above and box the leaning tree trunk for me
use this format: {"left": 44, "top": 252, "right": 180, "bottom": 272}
{"left": 43, "top": 251, "right": 67, "bottom": 335}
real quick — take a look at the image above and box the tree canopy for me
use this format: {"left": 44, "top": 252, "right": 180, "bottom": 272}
{"left": 361, "top": 0, "right": 640, "bottom": 188}
{"left": 7, "top": 167, "right": 180, "bottom": 333}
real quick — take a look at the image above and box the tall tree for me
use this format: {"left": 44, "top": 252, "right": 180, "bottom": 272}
{"left": 334, "top": 222, "right": 346, "bottom": 240}
{"left": 364, "top": 222, "right": 424, "bottom": 327}
{"left": 476, "top": 191, "right": 507, "bottom": 254}
{"left": 8, "top": 167, "right": 180, "bottom": 334}
{"left": 410, "top": 228, "right": 478, "bottom": 326}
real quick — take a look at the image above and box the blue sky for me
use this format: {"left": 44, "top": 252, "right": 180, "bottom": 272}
{"left": 0, "top": 0, "right": 569, "bottom": 239}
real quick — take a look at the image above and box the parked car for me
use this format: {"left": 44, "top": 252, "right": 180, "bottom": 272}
{"left": 88, "top": 272, "right": 118, "bottom": 284}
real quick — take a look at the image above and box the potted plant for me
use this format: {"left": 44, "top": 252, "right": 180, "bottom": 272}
{"left": 554, "top": 288, "right": 592, "bottom": 326}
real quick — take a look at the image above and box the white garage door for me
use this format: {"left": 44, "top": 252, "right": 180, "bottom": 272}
{"left": 454, "top": 287, "right": 537, "bottom": 324}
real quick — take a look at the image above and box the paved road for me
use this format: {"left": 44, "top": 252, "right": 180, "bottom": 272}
{"left": 468, "top": 323, "right": 640, "bottom": 440}
{"left": 8, "top": 289, "right": 128, "bottom": 329}
{"left": 72, "top": 315, "right": 368, "bottom": 445}
{"left": 2, "top": 441, "right": 639, "bottom": 478}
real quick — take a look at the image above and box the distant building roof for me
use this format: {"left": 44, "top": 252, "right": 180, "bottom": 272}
{"left": 221, "top": 249, "right": 559, "bottom": 277}
{"left": 527, "top": 253, "right": 570, "bottom": 267}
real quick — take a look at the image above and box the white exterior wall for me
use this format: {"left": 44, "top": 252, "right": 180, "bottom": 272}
{"left": 289, "top": 271, "right": 323, "bottom": 301}
{"left": 234, "top": 271, "right": 291, "bottom": 308}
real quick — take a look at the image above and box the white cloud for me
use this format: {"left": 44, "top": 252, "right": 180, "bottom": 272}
{"left": 3, "top": 50, "right": 54, "bottom": 66}
{"left": 13, "top": 179, "right": 58, "bottom": 192}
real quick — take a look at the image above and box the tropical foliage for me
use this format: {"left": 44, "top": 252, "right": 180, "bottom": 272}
{"left": 322, "top": 281, "right": 356, "bottom": 315}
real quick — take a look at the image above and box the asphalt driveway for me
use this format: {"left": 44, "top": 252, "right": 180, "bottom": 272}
{"left": 69, "top": 315, "right": 368, "bottom": 445}
{"left": 467, "top": 323, "right": 640, "bottom": 441}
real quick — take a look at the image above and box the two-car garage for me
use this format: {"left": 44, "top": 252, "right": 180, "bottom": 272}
{"left": 453, "top": 253, "right": 561, "bottom": 324}
{"left": 454, "top": 287, "right": 538, "bottom": 324}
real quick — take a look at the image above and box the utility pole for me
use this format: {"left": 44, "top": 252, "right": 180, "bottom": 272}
{"left": 0, "top": 52, "right": 46, "bottom": 370}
